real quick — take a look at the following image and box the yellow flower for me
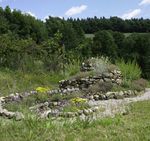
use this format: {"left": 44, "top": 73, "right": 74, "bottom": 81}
{"left": 70, "top": 97, "right": 87, "bottom": 104}
{"left": 36, "top": 87, "right": 49, "bottom": 93}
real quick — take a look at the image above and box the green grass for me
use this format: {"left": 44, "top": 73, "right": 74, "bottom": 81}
{"left": 0, "top": 100, "right": 150, "bottom": 141}
{"left": 0, "top": 69, "right": 65, "bottom": 96}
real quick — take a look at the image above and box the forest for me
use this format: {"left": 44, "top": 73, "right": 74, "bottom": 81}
{"left": 0, "top": 6, "right": 150, "bottom": 78}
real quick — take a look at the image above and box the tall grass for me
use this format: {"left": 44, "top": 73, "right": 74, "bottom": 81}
{"left": 0, "top": 68, "right": 65, "bottom": 96}
{"left": 116, "top": 59, "right": 141, "bottom": 81}
{"left": 64, "top": 59, "right": 81, "bottom": 78}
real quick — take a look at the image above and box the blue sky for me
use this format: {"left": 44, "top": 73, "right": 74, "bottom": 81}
{"left": 0, "top": 0, "right": 150, "bottom": 20}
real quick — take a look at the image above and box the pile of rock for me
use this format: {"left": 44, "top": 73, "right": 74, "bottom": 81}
{"left": 59, "top": 69, "right": 122, "bottom": 90}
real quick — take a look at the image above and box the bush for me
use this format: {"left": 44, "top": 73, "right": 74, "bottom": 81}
{"left": 116, "top": 59, "right": 141, "bottom": 81}
{"left": 131, "top": 78, "right": 148, "bottom": 91}
{"left": 88, "top": 57, "right": 110, "bottom": 74}
{"left": 86, "top": 81, "right": 113, "bottom": 94}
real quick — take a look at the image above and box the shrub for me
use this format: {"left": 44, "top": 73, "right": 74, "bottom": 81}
{"left": 116, "top": 59, "right": 141, "bottom": 81}
{"left": 131, "top": 78, "right": 148, "bottom": 91}
{"left": 88, "top": 57, "right": 110, "bottom": 74}
{"left": 86, "top": 81, "right": 113, "bottom": 94}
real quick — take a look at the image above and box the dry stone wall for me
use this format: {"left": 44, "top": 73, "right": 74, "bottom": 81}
{"left": 59, "top": 69, "right": 123, "bottom": 90}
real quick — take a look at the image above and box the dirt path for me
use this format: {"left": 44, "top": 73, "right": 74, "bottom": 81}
{"left": 88, "top": 89, "right": 150, "bottom": 119}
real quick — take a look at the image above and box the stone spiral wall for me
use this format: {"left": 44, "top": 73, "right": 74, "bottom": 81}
{"left": 59, "top": 70, "right": 123, "bottom": 90}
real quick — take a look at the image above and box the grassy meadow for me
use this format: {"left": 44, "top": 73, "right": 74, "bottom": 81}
{"left": 0, "top": 100, "right": 150, "bottom": 141}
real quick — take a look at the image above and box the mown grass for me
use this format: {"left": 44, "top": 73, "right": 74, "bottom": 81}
{"left": 0, "top": 100, "right": 150, "bottom": 141}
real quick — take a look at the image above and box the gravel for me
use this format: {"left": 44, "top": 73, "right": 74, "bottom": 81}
{"left": 88, "top": 89, "right": 150, "bottom": 119}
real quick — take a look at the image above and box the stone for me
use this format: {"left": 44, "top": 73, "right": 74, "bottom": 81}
{"left": 83, "top": 109, "right": 89, "bottom": 115}
{"left": 89, "top": 95, "right": 94, "bottom": 100}
{"left": 94, "top": 95, "right": 99, "bottom": 100}
{"left": 30, "top": 91, "right": 37, "bottom": 94}
{"left": 53, "top": 102, "right": 58, "bottom": 106}
{"left": 15, "top": 112, "right": 24, "bottom": 121}
{"left": 88, "top": 109, "right": 93, "bottom": 114}
{"left": 65, "top": 112, "right": 75, "bottom": 118}
{"left": 0, "top": 97, "right": 5, "bottom": 103}
{"left": 40, "top": 110, "right": 52, "bottom": 118}
{"left": 104, "top": 78, "right": 111, "bottom": 82}
{"left": 99, "top": 94, "right": 106, "bottom": 100}
{"left": 116, "top": 79, "right": 122, "bottom": 85}
{"left": 92, "top": 106, "right": 99, "bottom": 112}
{"left": 78, "top": 110, "right": 83, "bottom": 115}
{"left": 103, "top": 73, "right": 110, "bottom": 78}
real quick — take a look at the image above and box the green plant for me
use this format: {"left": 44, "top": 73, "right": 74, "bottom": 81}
{"left": 131, "top": 78, "right": 148, "bottom": 91}
{"left": 49, "top": 94, "right": 64, "bottom": 102}
{"left": 36, "top": 87, "right": 49, "bottom": 93}
{"left": 64, "top": 59, "right": 81, "bottom": 77}
{"left": 116, "top": 59, "right": 141, "bottom": 81}
{"left": 87, "top": 81, "right": 113, "bottom": 94}
{"left": 70, "top": 97, "right": 87, "bottom": 104}
{"left": 88, "top": 57, "right": 110, "bottom": 74}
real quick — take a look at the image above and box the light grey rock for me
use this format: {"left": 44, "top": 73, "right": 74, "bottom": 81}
{"left": 83, "top": 109, "right": 89, "bottom": 115}
{"left": 89, "top": 95, "right": 94, "bottom": 100}
{"left": 15, "top": 112, "right": 24, "bottom": 121}
{"left": 103, "top": 73, "right": 110, "bottom": 78}
{"left": 30, "top": 91, "right": 37, "bottom": 94}
{"left": 65, "top": 112, "right": 75, "bottom": 118}
{"left": 40, "top": 110, "right": 52, "bottom": 118}
{"left": 116, "top": 79, "right": 122, "bottom": 85}
{"left": 53, "top": 102, "right": 58, "bottom": 106}
{"left": 104, "top": 78, "right": 111, "bottom": 82}
{"left": 94, "top": 95, "right": 99, "bottom": 100}
{"left": 92, "top": 106, "right": 99, "bottom": 112}
{"left": 78, "top": 110, "right": 83, "bottom": 115}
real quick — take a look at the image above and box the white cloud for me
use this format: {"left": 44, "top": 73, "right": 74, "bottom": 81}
{"left": 65, "top": 5, "right": 87, "bottom": 16}
{"left": 42, "top": 15, "right": 63, "bottom": 22}
{"left": 0, "top": 0, "right": 16, "bottom": 2}
{"left": 22, "top": 11, "right": 37, "bottom": 18}
{"left": 121, "top": 9, "right": 141, "bottom": 19}
{"left": 26, "top": 11, "right": 36, "bottom": 17}
{"left": 139, "top": 0, "right": 150, "bottom": 5}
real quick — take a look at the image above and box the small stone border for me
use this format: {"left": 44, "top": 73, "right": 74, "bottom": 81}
{"left": 39, "top": 106, "right": 99, "bottom": 119}
{"left": 0, "top": 98, "right": 24, "bottom": 120}
{"left": 89, "top": 90, "right": 139, "bottom": 101}
{"left": 0, "top": 89, "right": 141, "bottom": 120}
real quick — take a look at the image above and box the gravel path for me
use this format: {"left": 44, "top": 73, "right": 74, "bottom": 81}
{"left": 88, "top": 89, "right": 150, "bottom": 120}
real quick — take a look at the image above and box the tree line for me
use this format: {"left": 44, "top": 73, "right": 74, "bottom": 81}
{"left": 0, "top": 6, "right": 150, "bottom": 78}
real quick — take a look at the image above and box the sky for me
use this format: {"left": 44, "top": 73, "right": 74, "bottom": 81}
{"left": 0, "top": 0, "right": 150, "bottom": 20}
